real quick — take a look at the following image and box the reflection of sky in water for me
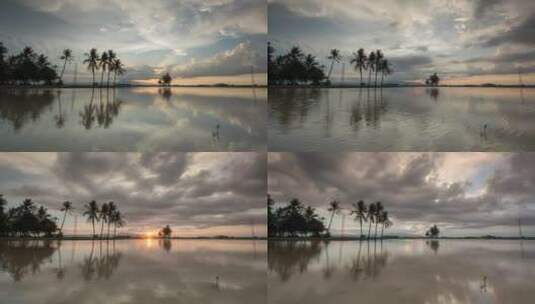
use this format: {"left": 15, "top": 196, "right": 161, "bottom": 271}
{"left": 269, "top": 240, "right": 535, "bottom": 304}
{"left": 0, "top": 88, "right": 266, "bottom": 152}
{"left": 269, "top": 87, "right": 535, "bottom": 151}
{"left": 0, "top": 240, "right": 266, "bottom": 304}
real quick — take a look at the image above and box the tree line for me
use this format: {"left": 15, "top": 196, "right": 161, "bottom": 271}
{"left": 268, "top": 195, "right": 393, "bottom": 239}
{"left": 268, "top": 43, "right": 393, "bottom": 87}
{"left": 0, "top": 42, "right": 127, "bottom": 87}
{"left": 0, "top": 194, "right": 125, "bottom": 239}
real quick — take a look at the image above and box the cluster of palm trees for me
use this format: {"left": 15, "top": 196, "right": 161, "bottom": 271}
{"left": 82, "top": 201, "right": 125, "bottom": 239}
{"left": 326, "top": 200, "right": 393, "bottom": 239}
{"left": 346, "top": 48, "right": 393, "bottom": 87}
{"left": 83, "top": 48, "right": 126, "bottom": 87}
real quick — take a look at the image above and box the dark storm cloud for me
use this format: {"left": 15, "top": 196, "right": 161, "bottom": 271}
{"left": 473, "top": 0, "right": 505, "bottom": 19}
{"left": 268, "top": 153, "right": 535, "bottom": 235}
{"left": 0, "top": 153, "right": 266, "bottom": 234}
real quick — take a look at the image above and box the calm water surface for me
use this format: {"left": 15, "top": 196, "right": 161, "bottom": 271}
{"left": 269, "top": 87, "right": 535, "bottom": 151}
{"left": 0, "top": 239, "right": 266, "bottom": 304}
{"left": 268, "top": 240, "right": 535, "bottom": 304}
{"left": 0, "top": 87, "right": 266, "bottom": 151}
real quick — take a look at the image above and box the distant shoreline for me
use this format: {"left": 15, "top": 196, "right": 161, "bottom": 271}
{"left": 0, "top": 236, "right": 267, "bottom": 241}
{"left": 269, "top": 84, "right": 534, "bottom": 89}
{"left": 0, "top": 84, "right": 267, "bottom": 89}
{"left": 268, "top": 236, "right": 534, "bottom": 241}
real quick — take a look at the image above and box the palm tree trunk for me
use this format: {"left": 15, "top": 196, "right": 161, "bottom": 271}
{"left": 92, "top": 70, "right": 95, "bottom": 87}
{"left": 114, "top": 224, "right": 117, "bottom": 238}
{"left": 328, "top": 60, "right": 335, "bottom": 80}
{"left": 60, "top": 211, "right": 67, "bottom": 233}
{"left": 381, "top": 224, "right": 384, "bottom": 239}
{"left": 374, "top": 222, "right": 378, "bottom": 239}
{"left": 375, "top": 69, "right": 378, "bottom": 87}
{"left": 60, "top": 60, "right": 67, "bottom": 82}
{"left": 381, "top": 72, "right": 385, "bottom": 88}
{"left": 368, "top": 69, "right": 373, "bottom": 87}
{"left": 107, "top": 222, "right": 111, "bottom": 239}
{"left": 92, "top": 220, "right": 95, "bottom": 238}
{"left": 368, "top": 221, "right": 372, "bottom": 239}
{"left": 327, "top": 212, "right": 335, "bottom": 233}
{"left": 107, "top": 70, "right": 111, "bottom": 88}
{"left": 359, "top": 68, "right": 363, "bottom": 86}
{"left": 359, "top": 218, "right": 363, "bottom": 239}
{"left": 100, "top": 69, "right": 105, "bottom": 87}
{"left": 100, "top": 220, "right": 105, "bottom": 238}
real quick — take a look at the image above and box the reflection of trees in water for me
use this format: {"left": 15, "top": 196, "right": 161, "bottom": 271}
{"left": 269, "top": 88, "right": 321, "bottom": 128}
{"left": 350, "top": 88, "right": 388, "bottom": 130}
{"left": 158, "top": 88, "right": 172, "bottom": 102}
{"left": 80, "top": 240, "right": 122, "bottom": 281}
{"left": 0, "top": 240, "right": 57, "bottom": 282}
{"left": 0, "top": 89, "right": 55, "bottom": 132}
{"left": 81, "top": 89, "right": 123, "bottom": 130}
{"left": 269, "top": 240, "right": 390, "bottom": 282}
{"left": 159, "top": 239, "right": 172, "bottom": 252}
{"left": 268, "top": 241, "right": 323, "bottom": 282}
{"left": 426, "top": 240, "right": 440, "bottom": 254}
{"left": 426, "top": 88, "right": 440, "bottom": 101}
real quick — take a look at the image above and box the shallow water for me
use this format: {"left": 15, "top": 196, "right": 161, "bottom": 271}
{"left": 0, "top": 239, "right": 266, "bottom": 304}
{"left": 269, "top": 87, "right": 535, "bottom": 151}
{"left": 0, "top": 87, "right": 266, "bottom": 151}
{"left": 268, "top": 240, "right": 535, "bottom": 304}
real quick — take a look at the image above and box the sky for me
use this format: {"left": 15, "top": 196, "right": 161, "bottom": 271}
{"left": 269, "top": 0, "right": 535, "bottom": 85}
{"left": 268, "top": 153, "right": 535, "bottom": 237}
{"left": 0, "top": 0, "right": 267, "bottom": 85}
{"left": 0, "top": 152, "right": 267, "bottom": 237}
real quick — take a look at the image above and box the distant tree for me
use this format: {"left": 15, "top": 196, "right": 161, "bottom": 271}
{"left": 160, "top": 73, "right": 172, "bottom": 86}
{"left": 83, "top": 200, "right": 99, "bottom": 238}
{"left": 426, "top": 73, "right": 440, "bottom": 86}
{"left": 379, "top": 210, "right": 392, "bottom": 239}
{"left": 270, "top": 198, "right": 325, "bottom": 237}
{"left": 367, "top": 51, "right": 376, "bottom": 87}
{"left": 99, "top": 51, "right": 109, "bottom": 86}
{"left": 380, "top": 59, "right": 392, "bottom": 87}
{"left": 374, "top": 50, "right": 384, "bottom": 87}
{"left": 160, "top": 225, "right": 172, "bottom": 238}
{"left": 350, "top": 49, "right": 367, "bottom": 86}
{"left": 426, "top": 225, "right": 440, "bottom": 238}
{"left": 374, "top": 201, "right": 383, "bottom": 239}
{"left": 84, "top": 48, "right": 100, "bottom": 87}
{"left": 326, "top": 200, "right": 341, "bottom": 234}
{"left": 351, "top": 200, "right": 367, "bottom": 238}
{"left": 326, "top": 49, "right": 342, "bottom": 82}
{"left": 59, "top": 49, "right": 73, "bottom": 85}
{"left": 106, "top": 201, "right": 116, "bottom": 238}
{"left": 99, "top": 202, "right": 109, "bottom": 238}
{"left": 106, "top": 50, "right": 116, "bottom": 87}
{"left": 268, "top": 44, "right": 326, "bottom": 86}
{"left": 59, "top": 201, "right": 73, "bottom": 236}
{"left": 367, "top": 202, "right": 377, "bottom": 239}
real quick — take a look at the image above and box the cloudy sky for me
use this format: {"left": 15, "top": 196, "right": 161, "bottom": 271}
{"left": 269, "top": 153, "right": 535, "bottom": 237}
{"left": 0, "top": 152, "right": 266, "bottom": 237}
{"left": 0, "top": 0, "right": 267, "bottom": 85}
{"left": 269, "top": 0, "right": 535, "bottom": 85}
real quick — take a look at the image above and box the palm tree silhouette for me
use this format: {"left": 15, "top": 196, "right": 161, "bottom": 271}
{"left": 111, "top": 210, "right": 124, "bottom": 238}
{"left": 374, "top": 50, "right": 383, "bottom": 87}
{"left": 350, "top": 49, "right": 367, "bottom": 86}
{"left": 99, "top": 202, "right": 109, "bottom": 238}
{"left": 367, "top": 202, "right": 377, "bottom": 239}
{"left": 59, "top": 201, "right": 73, "bottom": 236}
{"left": 367, "top": 51, "right": 376, "bottom": 87}
{"left": 351, "top": 200, "right": 367, "bottom": 239}
{"left": 380, "top": 211, "right": 392, "bottom": 239}
{"left": 380, "top": 59, "right": 392, "bottom": 87}
{"left": 374, "top": 202, "right": 383, "bottom": 239}
{"left": 111, "top": 59, "right": 125, "bottom": 86}
{"left": 327, "top": 49, "right": 342, "bottom": 82}
{"left": 83, "top": 49, "right": 99, "bottom": 87}
{"left": 106, "top": 201, "right": 116, "bottom": 238}
{"left": 83, "top": 201, "right": 99, "bottom": 238}
{"left": 99, "top": 52, "right": 109, "bottom": 87}
{"left": 327, "top": 200, "right": 341, "bottom": 235}
{"left": 59, "top": 49, "right": 73, "bottom": 85}
{"left": 106, "top": 50, "right": 116, "bottom": 87}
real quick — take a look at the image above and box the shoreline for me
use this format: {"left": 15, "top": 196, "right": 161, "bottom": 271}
{"left": 0, "top": 236, "right": 267, "bottom": 241}
{"left": 0, "top": 84, "right": 267, "bottom": 89}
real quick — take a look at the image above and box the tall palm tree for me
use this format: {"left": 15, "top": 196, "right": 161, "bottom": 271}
{"left": 327, "top": 200, "right": 341, "bottom": 234}
{"left": 374, "top": 201, "right": 383, "bottom": 239}
{"left": 367, "top": 51, "right": 376, "bottom": 87}
{"left": 327, "top": 49, "right": 342, "bottom": 81}
{"left": 112, "top": 59, "right": 125, "bottom": 86}
{"left": 106, "top": 50, "right": 116, "bottom": 87}
{"left": 83, "top": 201, "right": 99, "bottom": 238}
{"left": 59, "top": 49, "right": 73, "bottom": 84}
{"left": 351, "top": 200, "right": 367, "bottom": 239}
{"left": 99, "top": 202, "right": 109, "bottom": 238}
{"left": 106, "top": 201, "right": 116, "bottom": 238}
{"left": 59, "top": 201, "right": 73, "bottom": 235}
{"left": 350, "top": 48, "right": 367, "bottom": 86}
{"left": 374, "top": 50, "right": 384, "bottom": 87}
{"left": 83, "top": 49, "right": 99, "bottom": 87}
{"left": 380, "top": 59, "right": 392, "bottom": 87}
{"left": 112, "top": 210, "right": 124, "bottom": 238}
{"left": 367, "top": 202, "right": 377, "bottom": 239}
{"left": 99, "top": 52, "right": 109, "bottom": 87}
{"left": 380, "top": 211, "right": 392, "bottom": 239}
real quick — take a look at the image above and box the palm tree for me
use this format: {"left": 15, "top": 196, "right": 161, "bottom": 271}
{"left": 374, "top": 50, "right": 384, "bottom": 87}
{"left": 327, "top": 49, "right": 342, "bottom": 82}
{"left": 350, "top": 49, "right": 367, "bottom": 86}
{"left": 106, "top": 50, "right": 116, "bottom": 87}
{"left": 99, "top": 52, "right": 109, "bottom": 87}
{"left": 380, "top": 211, "right": 392, "bottom": 239}
{"left": 83, "top": 49, "right": 99, "bottom": 87}
{"left": 112, "top": 59, "right": 125, "bottom": 86}
{"left": 59, "top": 201, "right": 73, "bottom": 235}
{"left": 106, "top": 201, "right": 116, "bottom": 238}
{"left": 374, "top": 202, "right": 383, "bottom": 239}
{"left": 380, "top": 59, "right": 392, "bottom": 87}
{"left": 367, "top": 202, "right": 377, "bottom": 239}
{"left": 99, "top": 202, "right": 109, "bottom": 238}
{"left": 351, "top": 200, "right": 367, "bottom": 239}
{"left": 83, "top": 201, "right": 99, "bottom": 238}
{"left": 327, "top": 200, "right": 341, "bottom": 235}
{"left": 367, "top": 51, "right": 376, "bottom": 87}
{"left": 59, "top": 49, "right": 73, "bottom": 84}
{"left": 112, "top": 211, "right": 124, "bottom": 238}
